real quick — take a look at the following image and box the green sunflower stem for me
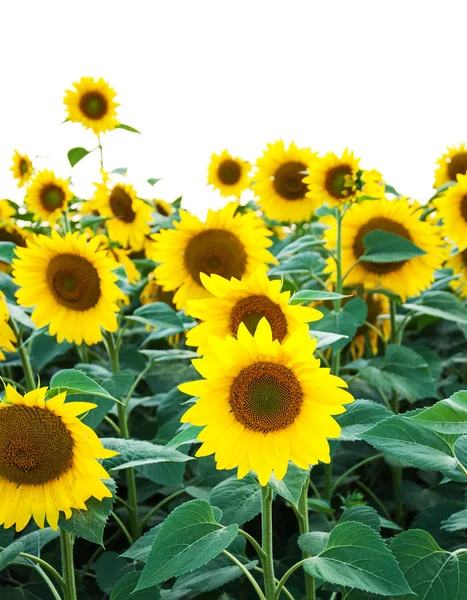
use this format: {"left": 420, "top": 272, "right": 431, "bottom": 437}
{"left": 260, "top": 484, "right": 276, "bottom": 600}
{"left": 60, "top": 529, "right": 77, "bottom": 600}
{"left": 10, "top": 318, "right": 36, "bottom": 392}
{"left": 297, "top": 472, "right": 316, "bottom": 600}
{"left": 389, "top": 298, "right": 398, "bottom": 345}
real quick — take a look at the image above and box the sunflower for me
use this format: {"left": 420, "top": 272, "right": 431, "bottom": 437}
{"left": 10, "top": 151, "right": 33, "bottom": 188}
{"left": 305, "top": 149, "right": 360, "bottom": 208}
{"left": 434, "top": 143, "right": 467, "bottom": 188}
{"left": 208, "top": 151, "right": 251, "bottom": 199}
{"left": 152, "top": 202, "right": 277, "bottom": 310}
{"left": 186, "top": 269, "right": 322, "bottom": 356}
{"left": 0, "top": 222, "right": 29, "bottom": 273}
{"left": 351, "top": 293, "right": 390, "bottom": 359}
{"left": 253, "top": 140, "right": 317, "bottom": 223}
{"left": 25, "top": 170, "right": 73, "bottom": 225}
{"left": 13, "top": 231, "right": 125, "bottom": 345}
{"left": 360, "top": 169, "right": 385, "bottom": 199}
{"left": 93, "top": 234, "right": 141, "bottom": 285}
{"left": 94, "top": 182, "right": 153, "bottom": 249}
{"left": 0, "top": 200, "right": 16, "bottom": 224}
{"left": 64, "top": 77, "right": 119, "bottom": 135}
{"left": 435, "top": 173, "right": 467, "bottom": 249}
{"left": 154, "top": 199, "right": 173, "bottom": 217}
{"left": 0, "top": 293, "right": 16, "bottom": 360}
{"left": 180, "top": 319, "right": 353, "bottom": 484}
{"left": 324, "top": 198, "right": 445, "bottom": 300}
{"left": 447, "top": 249, "right": 467, "bottom": 297}
{"left": 140, "top": 275, "right": 176, "bottom": 308}
{"left": 0, "top": 385, "right": 116, "bottom": 532}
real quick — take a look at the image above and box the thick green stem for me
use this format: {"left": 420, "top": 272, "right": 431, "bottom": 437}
{"left": 60, "top": 529, "right": 77, "bottom": 600}
{"left": 261, "top": 485, "right": 276, "bottom": 599}
{"left": 10, "top": 319, "right": 35, "bottom": 391}
{"left": 389, "top": 299, "right": 398, "bottom": 345}
{"left": 296, "top": 473, "right": 315, "bottom": 600}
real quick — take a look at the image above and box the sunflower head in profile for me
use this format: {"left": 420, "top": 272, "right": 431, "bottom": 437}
{"left": 447, "top": 249, "right": 467, "bottom": 297}
{"left": 0, "top": 292, "right": 16, "bottom": 360}
{"left": 434, "top": 143, "right": 467, "bottom": 188}
{"left": 253, "top": 140, "right": 317, "bottom": 223}
{"left": 180, "top": 319, "right": 353, "bottom": 485}
{"left": 208, "top": 151, "right": 251, "bottom": 199}
{"left": 154, "top": 199, "right": 174, "bottom": 217}
{"left": 94, "top": 181, "right": 153, "bottom": 249}
{"left": 305, "top": 149, "right": 360, "bottom": 208}
{"left": 64, "top": 77, "right": 119, "bottom": 135}
{"left": 435, "top": 173, "right": 467, "bottom": 250}
{"left": 0, "top": 221, "right": 29, "bottom": 274}
{"left": 25, "top": 170, "right": 73, "bottom": 225}
{"left": 13, "top": 231, "right": 125, "bottom": 345}
{"left": 10, "top": 151, "right": 33, "bottom": 188}
{"left": 324, "top": 198, "right": 445, "bottom": 301}
{"left": 152, "top": 202, "right": 277, "bottom": 310}
{"left": 351, "top": 293, "right": 390, "bottom": 359}
{"left": 0, "top": 385, "right": 116, "bottom": 531}
{"left": 186, "top": 269, "right": 322, "bottom": 356}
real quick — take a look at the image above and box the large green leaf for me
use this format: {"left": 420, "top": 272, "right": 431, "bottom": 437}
{"left": 403, "top": 291, "right": 467, "bottom": 327}
{"left": 362, "top": 230, "right": 426, "bottom": 263}
{"left": 407, "top": 391, "right": 467, "bottom": 434}
{"left": 441, "top": 508, "right": 467, "bottom": 532}
{"left": 166, "top": 425, "right": 203, "bottom": 449}
{"left": 102, "top": 438, "right": 192, "bottom": 471}
{"left": 48, "top": 369, "right": 118, "bottom": 402}
{"left": 303, "top": 521, "right": 411, "bottom": 596}
{"left": 0, "top": 242, "right": 16, "bottom": 264}
{"left": 127, "top": 302, "right": 185, "bottom": 334}
{"left": 30, "top": 332, "right": 72, "bottom": 371}
{"left": 210, "top": 476, "right": 262, "bottom": 526}
{"left": 360, "top": 415, "right": 458, "bottom": 471}
{"left": 269, "top": 463, "right": 309, "bottom": 505}
{"left": 339, "top": 505, "right": 381, "bottom": 533}
{"left": 337, "top": 399, "right": 392, "bottom": 442}
{"left": 121, "top": 525, "right": 161, "bottom": 562}
{"left": 135, "top": 500, "right": 238, "bottom": 589}
{"left": 111, "top": 572, "right": 161, "bottom": 600}
{"left": 311, "top": 297, "right": 368, "bottom": 351}
{"left": 95, "top": 551, "right": 128, "bottom": 594}
{"left": 0, "top": 529, "right": 59, "bottom": 571}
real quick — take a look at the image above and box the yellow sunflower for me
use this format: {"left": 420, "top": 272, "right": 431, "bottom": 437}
{"left": 154, "top": 199, "right": 173, "bottom": 217}
{"left": 351, "top": 293, "right": 390, "bottom": 359}
{"left": 447, "top": 249, "right": 467, "bottom": 297}
{"left": 434, "top": 143, "right": 467, "bottom": 188}
{"left": 10, "top": 151, "right": 33, "bottom": 188}
{"left": 152, "top": 202, "right": 277, "bottom": 310}
{"left": 0, "top": 385, "right": 116, "bottom": 532}
{"left": 324, "top": 198, "right": 445, "bottom": 300}
{"left": 253, "top": 140, "right": 317, "bottom": 223}
{"left": 94, "top": 182, "right": 153, "bottom": 249}
{"left": 0, "top": 293, "right": 16, "bottom": 360}
{"left": 0, "top": 200, "right": 16, "bottom": 224}
{"left": 186, "top": 269, "right": 322, "bottom": 356}
{"left": 180, "top": 319, "right": 353, "bottom": 485}
{"left": 0, "top": 222, "right": 29, "bottom": 274}
{"left": 64, "top": 77, "right": 119, "bottom": 135}
{"left": 13, "top": 231, "right": 125, "bottom": 345}
{"left": 208, "top": 151, "right": 251, "bottom": 199}
{"left": 305, "top": 149, "right": 360, "bottom": 208}
{"left": 93, "top": 234, "right": 141, "bottom": 285}
{"left": 435, "top": 173, "right": 467, "bottom": 249}
{"left": 361, "top": 169, "right": 385, "bottom": 199}
{"left": 25, "top": 170, "right": 73, "bottom": 225}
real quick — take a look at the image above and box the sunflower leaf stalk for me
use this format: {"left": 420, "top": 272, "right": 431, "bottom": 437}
{"left": 60, "top": 529, "right": 77, "bottom": 600}
{"left": 9, "top": 317, "right": 36, "bottom": 392}
{"left": 296, "top": 471, "right": 316, "bottom": 600}
{"left": 260, "top": 484, "right": 276, "bottom": 599}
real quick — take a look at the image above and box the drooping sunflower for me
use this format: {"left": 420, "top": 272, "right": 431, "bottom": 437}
{"left": 13, "top": 231, "right": 125, "bottom": 345}
{"left": 25, "top": 170, "right": 73, "bottom": 225}
{"left": 305, "top": 149, "right": 360, "bottom": 208}
{"left": 180, "top": 319, "right": 353, "bottom": 484}
{"left": 351, "top": 293, "right": 390, "bottom": 359}
{"left": 186, "top": 269, "right": 322, "bottom": 356}
{"left": 64, "top": 77, "right": 119, "bottom": 135}
{"left": 154, "top": 199, "right": 174, "bottom": 217}
{"left": 0, "top": 385, "right": 116, "bottom": 532}
{"left": 152, "top": 202, "right": 277, "bottom": 310}
{"left": 447, "top": 249, "right": 467, "bottom": 297}
{"left": 10, "top": 151, "right": 33, "bottom": 188}
{"left": 0, "top": 293, "right": 16, "bottom": 360}
{"left": 94, "top": 182, "right": 153, "bottom": 249}
{"left": 435, "top": 173, "right": 467, "bottom": 249}
{"left": 208, "top": 151, "right": 251, "bottom": 199}
{"left": 434, "top": 143, "right": 467, "bottom": 188}
{"left": 324, "top": 198, "right": 445, "bottom": 300}
{"left": 253, "top": 140, "right": 317, "bottom": 223}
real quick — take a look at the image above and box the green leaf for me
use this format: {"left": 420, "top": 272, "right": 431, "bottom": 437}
{"left": 103, "top": 438, "right": 192, "bottom": 472}
{"left": 58, "top": 480, "right": 115, "bottom": 546}
{"left": 210, "top": 476, "right": 262, "bottom": 526}
{"left": 311, "top": 297, "right": 368, "bottom": 351}
{"left": 30, "top": 332, "right": 71, "bottom": 370}
{"left": 403, "top": 291, "right": 467, "bottom": 327}
{"left": 111, "top": 572, "right": 161, "bottom": 600}
{"left": 48, "top": 369, "right": 118, "bottom": 402}
{"left": 95, "top": 551, "right": 128, "bottom": 594}
{"left": 362, "top": 230, "right": 426, "bottom": 263}
{"left": 336, "top": 399, "right": 392, "bottom": 442}
{"left": 0, "top": 528, "right": 59, "bottom": 571}
{"left": 166, "top": 424, "right": 203, "bottom": 449}
{"left": 0, "top": 242, "right": 17, "bottom": 264}
{"left": 111, "top": 167, "right": 128, "bottom": 175}
{"left": 116, "top": 123, "right": 141, "bottom": 133}
{"left": 127, "top": 303, "right": 185, "bottom": 338}
{"left": 82, "top": 370, "right": 136, "bottom": 429}
{"left": 298, "top": 532, "right": 330, "bottom": 556}
{"left": 7, "top": 303, "right": 35, "bottom": 329}
{"left": 67, "top": 147, "right": 91, "bottom": 167}
{"left": 360, "top": 415, "right": 458, "bottom": 471}
{"left": 407, "top": 391, "right": 467, "bottom": 434}
{"left": 290, "top": 290, "right": 351, "bottom": 304}
{"left": 269, "top": 463, "right": 309, "bottom": 505}
{"left": 147, "top": 178, "right": 163, "bottom": 186}
{"left": 303, "top": 521, "right": 411, "bottom": 596}
{"left": 121, "top": 525, "right": 161, "bottom": 562}
{"left": 269, "top": 251, "right": 322, "bottom": 275}
{"left": 441, "top": 508, "right": 467, "bottom": 532}
{"left": 139, "top": 349, "right": 199, "bottom": 363}
{"left": 135, "top": 499, "right": 238, "bottom": 589}
{"left": 339, "top": 505, "right": 381, "bottom": 533}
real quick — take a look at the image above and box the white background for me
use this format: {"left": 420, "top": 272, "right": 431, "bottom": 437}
{"left": 1, "top": 1, "right": 465, "bottom": 215}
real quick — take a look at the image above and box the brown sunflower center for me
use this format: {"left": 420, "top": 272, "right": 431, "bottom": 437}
{"left": 0, "top": 227, "right": 25, "bottom": 247}
{"left": 40, "top": 184, "right": 65, "bottom": 212}
{"left": 229, "top": 361, "right": 303, "bottom": 433}
{"left": 273, "top": 162, "right": 308, "bottom": 200}
{"left": 230, "top": 295, "right": 288, "bottom": 341}
{"left": 184, "top": 229, "right": 247, "bottom": 284}
{"left": 79, "top": 91, "right": 108, "bottom": 120}
{"left": 0, "top": 405, "right": 74, "bottom": 485}
{"left": 110, "top": 186, "right": 136, "bottom": 223}
{"left": 447, "top": 152, "right": 467, "bottom": 181}
{"left": 353, "top": 217, "right": 413, "bottom": 274}
{"left": 46, "top": 253, "right": 101, "bottom": 311}
{"left": 460, "top": 195, "right": 467, "bottom": 223}
{"left": 19, "top": 159, "right": 29, "bottom": 175}
{"left": 217, "top": 160, "right": 241, "bottom": 185}
{"left": 325, "top": 165, "right": 355, "bottom": 199}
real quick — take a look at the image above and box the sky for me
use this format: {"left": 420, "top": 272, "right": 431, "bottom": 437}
{"left": 1, "top": 1, "right": 466, "bottom": 216}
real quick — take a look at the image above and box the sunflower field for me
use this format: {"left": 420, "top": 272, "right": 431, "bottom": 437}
{"left": 1, "top": 77, "right": 467, "bottom": 600}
